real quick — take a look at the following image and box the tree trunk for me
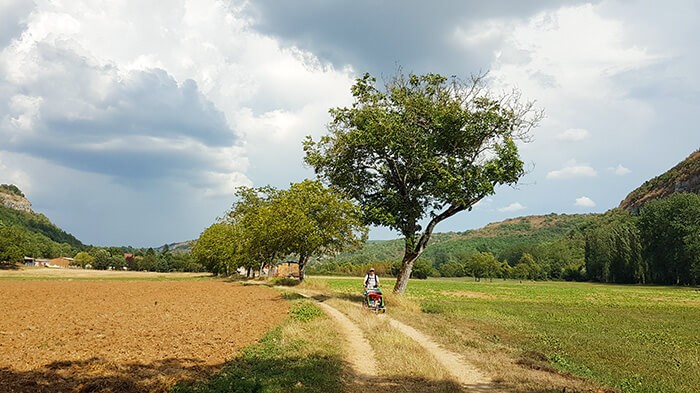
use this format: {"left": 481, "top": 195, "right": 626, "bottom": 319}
{"left": 393, "top": 203, "right": 468, "bottom": 294}
{"left": 393, "top": 252, "right": 420, "bottom": 293}
{"left": 298, "top": 254, "right": 310, "bottom": 283}
{"left": 268, "top": 261, "right": 275, "bottom": 278}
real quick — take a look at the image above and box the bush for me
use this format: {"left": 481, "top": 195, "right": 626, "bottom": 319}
{"left": 562, "top": 263, "right": 586, "bottom": 281}
{"left": 289, "top": 301, "right": 323, "bottom": 322}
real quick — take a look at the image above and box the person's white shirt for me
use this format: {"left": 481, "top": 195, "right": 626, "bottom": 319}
{"left": 364, "top": 272, "right": 379, "bottom": 288}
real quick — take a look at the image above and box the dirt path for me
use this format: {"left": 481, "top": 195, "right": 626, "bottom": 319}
{"left": 315, "top": 302, "right": 378, "bottom": 377}
{"left": 287, "top": 287, "right": 491, "bottom": 391}
{"left": 383, "top": 315, "right": 492, "bottom": 390}
{"left": 286, "top": 289, "right": 378, "bottom": 379}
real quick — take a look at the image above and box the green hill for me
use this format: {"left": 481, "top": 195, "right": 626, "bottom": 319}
{"left": 0, "top": 185, "right": 84, "bottom": 263}
{"left": 318, "top": 213, "right": 597, "bottom": 278}
{"left": 619, "top": 148, "right": 700, "bottom": 212}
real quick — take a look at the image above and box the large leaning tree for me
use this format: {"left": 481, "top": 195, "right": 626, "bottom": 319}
{"left": 304, "top": 71, "right": 542, "bottom": 293}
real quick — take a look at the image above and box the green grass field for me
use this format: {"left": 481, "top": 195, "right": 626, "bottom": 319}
{"left": 317, "top": 277, "right": 700, "bottom": 393}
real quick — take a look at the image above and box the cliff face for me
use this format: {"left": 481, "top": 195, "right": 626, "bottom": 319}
{"left": 0, "top": 191, "right": 32, "bottom": 213}
{"left": 619, "top": 149, "right": 700, "bottom": 213}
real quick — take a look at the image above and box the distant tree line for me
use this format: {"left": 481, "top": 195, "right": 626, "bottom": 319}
{"left": 309, "top": 193, "right": 700, "bottom": 286}
{"left": 585, "top": 193, "right": 700, "bottom": 285}
{"left": 308, "top": 215, "right": 589, "bottom": 281}
{"left": 69, "top": 244, "right": 203, "bottom": 272}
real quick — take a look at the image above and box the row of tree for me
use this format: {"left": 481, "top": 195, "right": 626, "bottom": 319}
{"left": 309, "top": 249, "right": 579, "bottom": 282}
{"left": 192, "top": 180, "right": 367, "bottom": 280}
{"left": 585, "top": 193, "right": 700, "bottom": 285}
{"left": 70, "top": 245, "right": 203, "bottom": 272}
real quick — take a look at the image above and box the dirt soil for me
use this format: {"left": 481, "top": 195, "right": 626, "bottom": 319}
{"left": 0, "top": 280, "right": 288, "bottom": 393}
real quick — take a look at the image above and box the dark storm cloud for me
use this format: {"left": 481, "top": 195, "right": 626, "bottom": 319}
{"left": 1, "top": 42, "right": 238, "bottom": 187}
{"left": 245, "top": 0, "right": 591, "bottom": 75}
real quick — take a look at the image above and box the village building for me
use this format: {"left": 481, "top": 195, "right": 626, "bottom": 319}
{"left": 48, "top": 257, "right": 73, "bottom": 268}
{"left": 275, "top": 261, "right": 300, "bottom": 278}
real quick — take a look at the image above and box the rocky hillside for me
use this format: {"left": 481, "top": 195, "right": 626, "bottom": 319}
{"left": 619, "top": 149, "right": 700, "bottom": 212}
{"left": 0, "top": 184, "right": 84, "bottom": 249}
{"left": 0, "top": 184, "right": 32, "bottom": 212}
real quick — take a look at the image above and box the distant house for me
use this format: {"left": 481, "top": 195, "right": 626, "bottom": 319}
{"left": 48, "top": 257, "right": 73, "bottom": 268}
{"left": 24, "top": 257, "right": 50, "bottom": 267}
{"left": 275, "top": 261, "right": 300, "bottom": 278}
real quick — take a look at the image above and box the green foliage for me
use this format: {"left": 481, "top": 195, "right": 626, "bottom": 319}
{"left": 0, "top": 205, "right": 83, "bottom": 249}
{"left": 0, "top": 226, "right": 26, "bottom": 264}
{"left": 193, "top": 181, "right": 367, "bottom": 278}
{"left": 638, "top": 193, "right": 700, "bottom": 285}
{"left": 585, "top": 210, "right": 645, "bottom": 284}
{"left": 289, "top": 301, "right": 323, "bottom": 322}
{"left": 277, "top": 180, "right": 367, "bottom": 281}
{"left": 90, "top": 249, "right": 112, "bottom": 270}
{"left": 513, "top": 253, "right": 544, "bottom": 280}
{"left": 169, "top": 252, "right": 203, "bottom": 272}
{"left": 0, "top": 184, "right": 24, "bottom": 197}
{"left": 407, "top": 258, "right": 435, "bottom": 279}
{"left": 307, "top": 259, "right": 394, "bottom": 277}
{"left": 464, "top": 252, "right": 501, "bottom": 281}
{"left": 305, "top": 70, "right": 542, "bottom": 292}
{"left": 311, "top": 214, "right": 593, "bottom": 280}
{"left": 72, "top": 251, "right": 94, "bottom": 268}
{"left": 0, "top": 203, "right": 83, "bottom": 261}
{"left": 192, "top": 223, "right": 241, "bottom": 275}
{"left": 584, "top": 195, "right": 700, "bottom": 285}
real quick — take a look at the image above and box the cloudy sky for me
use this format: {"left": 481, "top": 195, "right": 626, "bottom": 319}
{"left": 1, "top": 0, "right": 698, "bottom": 247}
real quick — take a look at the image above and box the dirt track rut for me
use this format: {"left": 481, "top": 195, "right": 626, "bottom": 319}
{"left": 384, "top": 315, "right": 491, "bottom": 388}
{"left": 289, "top": 288, "right": 492, "bottom": 390}
{"left": 315, "top": 302, "right": 378, "bottom": 377}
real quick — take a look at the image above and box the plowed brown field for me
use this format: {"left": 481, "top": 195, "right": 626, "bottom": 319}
{"left": 0, "top": 280, "right": 288, "bottom": 392}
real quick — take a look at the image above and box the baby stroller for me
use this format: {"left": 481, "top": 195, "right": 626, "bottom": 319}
{"left": 362, "top": 288, "right": 386, "bottom": 313}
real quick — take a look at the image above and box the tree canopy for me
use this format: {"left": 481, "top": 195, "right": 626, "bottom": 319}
{"left": 193, "top": 181, "right": 367, "bottom": 280}
{"left": 638, "top": 193, "right": 700, "bottom": 285}
{"left": 304, "top": 70, "right": 542, "bottom": 293}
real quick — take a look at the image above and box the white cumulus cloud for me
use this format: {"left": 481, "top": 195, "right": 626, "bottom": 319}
{"left": 546, "top": 162, "right": 597, "bottom": 179}
{"left": 608, "top": 164, "right": 631, "bottom": 176}
{"left": 574, "top": 196, "right": 596, "bottom": 208}
{"left": 556, "top": 128, "right": 590, "bottom": 142}
{"left": 498, "top": 202, "right": 526, "bottom": 213}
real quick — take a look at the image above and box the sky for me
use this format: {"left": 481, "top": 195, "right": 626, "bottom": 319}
{"left": 0, "top": 0, "right": 698, "bottom": 247}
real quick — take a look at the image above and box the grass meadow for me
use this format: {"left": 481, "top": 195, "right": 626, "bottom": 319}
{"left": 316, "top": 277, "right": 700, "bottom": 393}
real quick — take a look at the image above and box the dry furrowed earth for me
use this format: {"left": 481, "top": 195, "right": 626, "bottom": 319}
{"left": 0, "top": 278, "right": 289, "bottom": 393}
